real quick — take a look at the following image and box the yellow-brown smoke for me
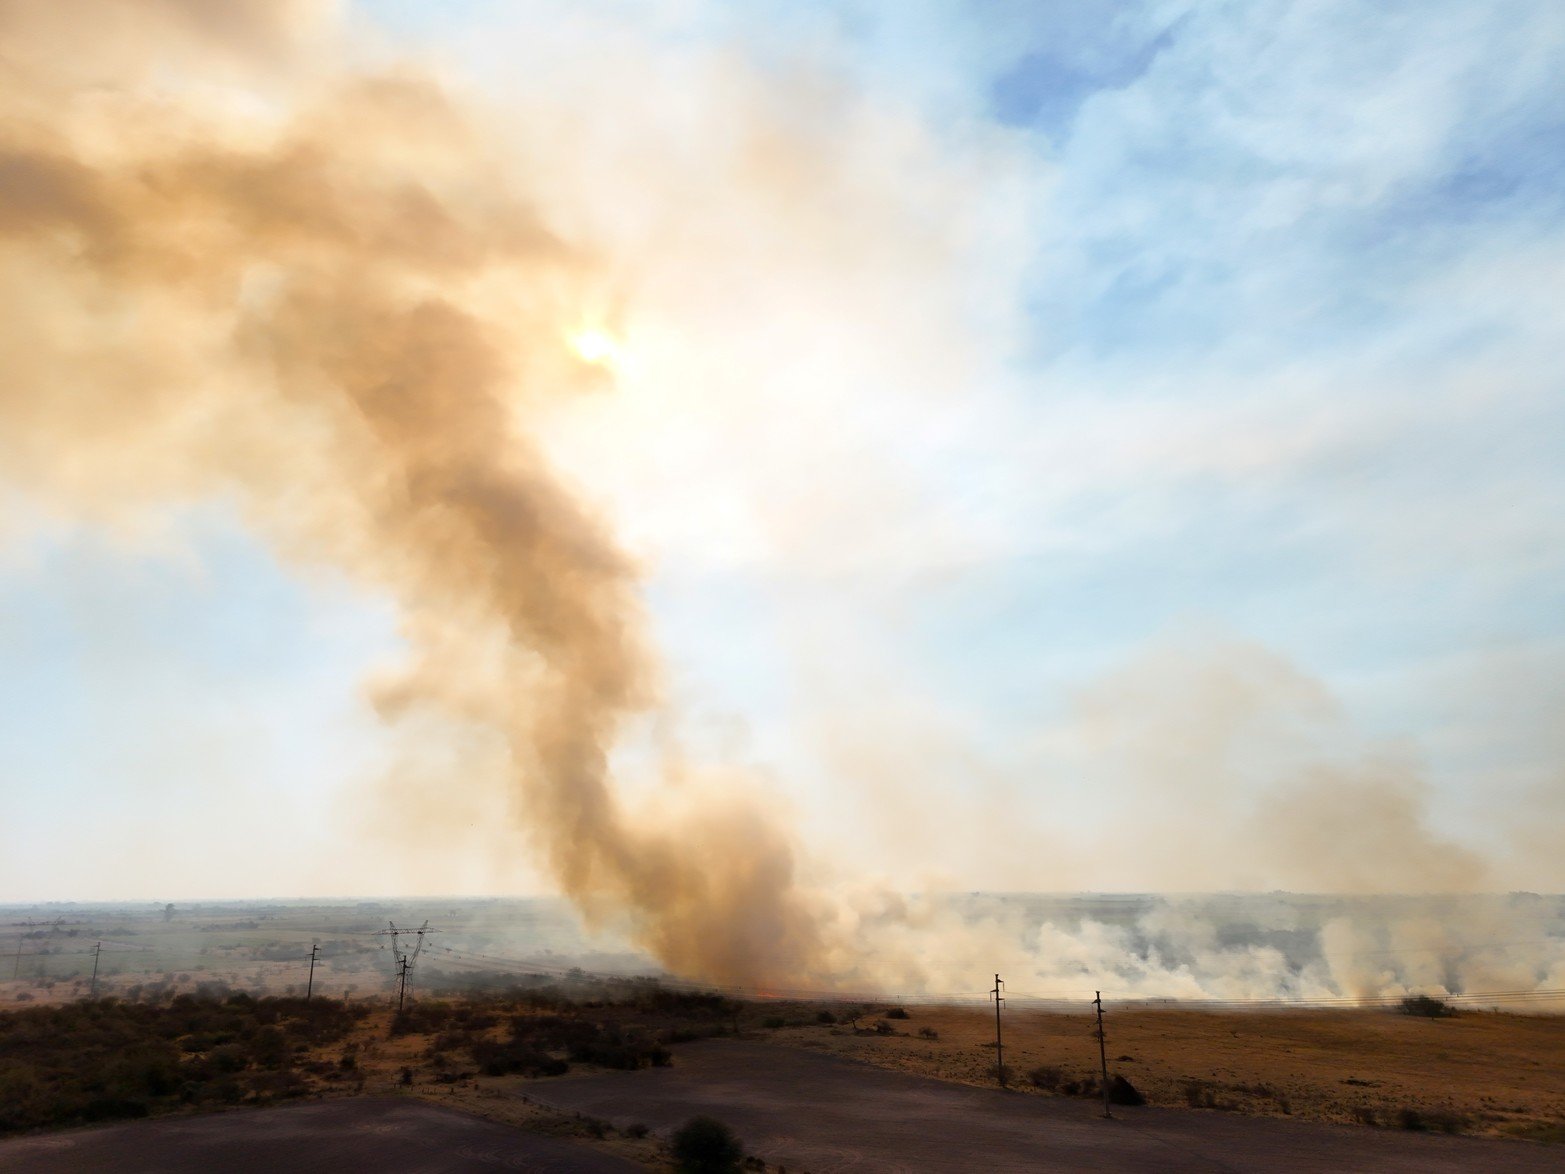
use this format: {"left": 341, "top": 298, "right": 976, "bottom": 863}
{"left": 0, "top": 0, "right": 821, "bottom": 985}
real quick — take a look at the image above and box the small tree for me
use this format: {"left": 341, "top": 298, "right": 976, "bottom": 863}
{"left": 672, "top": 1115, "right": 745, "bottom": 1174}
{"left": 1399, "top": 995, "right": 1455, "bottom": 1019}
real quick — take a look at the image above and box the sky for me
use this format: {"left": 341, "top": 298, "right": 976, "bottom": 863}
{"left": 2, "top": 0, "right": 1564, "bottom": 909}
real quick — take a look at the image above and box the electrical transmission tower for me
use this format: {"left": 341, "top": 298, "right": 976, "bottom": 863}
{"left": 375, "top": 921, "right": 434, "bottom": 1014}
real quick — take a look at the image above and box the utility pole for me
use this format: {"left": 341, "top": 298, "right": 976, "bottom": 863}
{"left": 991, "top": 973, "right": 1006, "bottom": 1087}
{"left": 11, "top": 932, "right": 22, "bottom": 981}
{"left": 1093, "top": 991, "right": 1112, "bottom": 1119}
{"left": 396, "top": 957, "right": 411, "bottom": 1014}
{"left": 89, "top": 941, "right": 103, "bottom": 999}
{"left": 306, "top": 942, "right": 320, "bottom": 1002}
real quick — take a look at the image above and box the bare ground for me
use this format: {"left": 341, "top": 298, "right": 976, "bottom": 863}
{"left": 0, "top": 1097, "right": 641, "bottom": 1173}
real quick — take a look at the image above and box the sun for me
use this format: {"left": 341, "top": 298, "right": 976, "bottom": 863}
{"left": 567, "top": 327, "right": 624, "bottom": 370}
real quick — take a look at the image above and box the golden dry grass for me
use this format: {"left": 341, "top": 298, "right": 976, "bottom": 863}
{"left": 762, "top": 1003, "right": 1565, "bottom": 1141}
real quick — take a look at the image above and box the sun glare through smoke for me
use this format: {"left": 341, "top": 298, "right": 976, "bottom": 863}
{"left": 568, "top": 327, "right": 625, "bottom": 372}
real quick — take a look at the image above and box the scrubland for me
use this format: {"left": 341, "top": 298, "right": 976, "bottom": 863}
{"left": 4, "top": 978, "right": 1564, "bottom": 1157}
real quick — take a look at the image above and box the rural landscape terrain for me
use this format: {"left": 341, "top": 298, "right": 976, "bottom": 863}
{"left": 6, "top": 0, "right": 1565, "bottom": 1169}
{"left": 2, "top": 897, "right": 1563, "bottom": 1169}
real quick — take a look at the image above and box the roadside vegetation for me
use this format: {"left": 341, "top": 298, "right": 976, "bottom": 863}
{"left": 5, "top": 973, "right": 1561, "bottom": 1154}
{"left": 0, "top": 974, "right": 743, "bottom": 1141}
{"left": 0, "top": 993, "right": 368, "bottom": 1134}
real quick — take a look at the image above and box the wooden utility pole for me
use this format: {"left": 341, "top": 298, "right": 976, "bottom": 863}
{"left": 306, "top": 942, "right": 320, "bottom": 1002}
{"left": 991, "top": 973, "right": 1006, "bottom": 1087}
{"left": 89, "top": 941, "right": 103, "bottom": 999}
{"left": 1093, "top": 991, "right": 1112, "bottom": 1118}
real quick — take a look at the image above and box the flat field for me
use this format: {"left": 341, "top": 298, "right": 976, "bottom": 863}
{"left": 755, "top": 1001, "right": 1565, "bottom": 1142}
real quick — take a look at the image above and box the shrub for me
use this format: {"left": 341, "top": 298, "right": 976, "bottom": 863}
{"left": 1399, "top": 995, "right": 1455, "bottom": 1019}
{"left": 1181, "top": 1080, "right": 1238, "bottom": 1111}
{"left": 917, "top": 1026, "right": 939, "bottom": 1040}
{"left": 208, "top": 1044, "right": 248, "bottom": 1074}
{"left": 762, "top": 1017, "right": 786, "bottom": 1030}
{"left": 1397, "top": 1107, "right": 1468, "bottom": 1134}
{"left": 1107, "top": 1075, "right": 1145, "bottom": 1106}
{"left": 1028, "top": 1065, "right": 1063, "bottom": 1091}
{"left": 671, "top": 1115, "right": 745, "bottom": 1174}
{"left": 884, "top": 1007, "right": 909, "bottom": 1020}
{"left": 469, "top": 1039, "right": 568, "bottom": 1078}
{"left": 625, "top": 1122, "right": 650, "bottom": 1139}
{"left": 815, "top": 1010, "right": 836, "bottom": 1025}
{"left": 249, "top": 1025, "right": 290, "bottom": 1069}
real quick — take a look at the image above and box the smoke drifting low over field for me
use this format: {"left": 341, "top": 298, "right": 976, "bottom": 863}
{"left": 841, "top": 892, "right": 1565, "bottom": 1006}
{"left": 5, "top": 894, "right": 1563, "bottom": 1007}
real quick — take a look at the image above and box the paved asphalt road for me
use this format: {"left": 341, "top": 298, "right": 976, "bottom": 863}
{"left": 528, "top": 1039, "right": 1562, "bottom": 1173}
{"left": 0, "top": 1097, "right": 640, "bottom": 1174}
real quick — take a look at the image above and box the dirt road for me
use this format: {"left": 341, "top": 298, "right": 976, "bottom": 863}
{"left": 0, "top": 1097, "right": 640, "bottom": 1174}
{"left": 530, "top": 1039, "right": 1560, "bottom": 1172}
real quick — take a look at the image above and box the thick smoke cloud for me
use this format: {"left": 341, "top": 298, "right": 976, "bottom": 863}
{"left": 3, "top": 1, "right": 1558, "bottom": 1002}
{"left": 0, "top": 0, "right": 819, "bottom": 986}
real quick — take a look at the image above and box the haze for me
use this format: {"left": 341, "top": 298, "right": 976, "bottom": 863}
{"left": 2, "top": 1, "right": 1563, "bottom": 993}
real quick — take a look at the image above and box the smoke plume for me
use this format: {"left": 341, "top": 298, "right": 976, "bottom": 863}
{"left": 0, "top": 0, "right": 820, "bottom": 985}
{"left": 4, "top": 2, "right": 1559, "bottom": 1003}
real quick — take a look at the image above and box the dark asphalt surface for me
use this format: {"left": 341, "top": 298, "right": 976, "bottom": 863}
{"left": 527, "top": 1039, "right": 1562, "bottom": 1173}
{"left": 0, "top": 1097, "right": 640, "bottom": 1174}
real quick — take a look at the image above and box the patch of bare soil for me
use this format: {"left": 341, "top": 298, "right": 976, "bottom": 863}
{"left": 297, "top": 1008, "right": 675, "bottom": 1169}
{"left": 752, "top": 1003, "right": 1565, "bottom": 1144}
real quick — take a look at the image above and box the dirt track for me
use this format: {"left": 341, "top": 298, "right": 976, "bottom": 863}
{"left": 0, "top": 1097, "right": 640, "bottom": 1174}
{"left": 530, "top": 1039, "right": 1561, "bottom": 1173}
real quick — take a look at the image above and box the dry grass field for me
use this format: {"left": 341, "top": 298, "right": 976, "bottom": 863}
{"left": 5, "top": 981, "right": 1563, "bottom": 1168}
{"left": 757, "top": 1002, "right": 1565, "bottom": 1143}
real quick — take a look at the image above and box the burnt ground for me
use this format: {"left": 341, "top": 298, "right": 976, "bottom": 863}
{"left": 0, "top": 1097, "right": 640, "bottom": 1174}
{"left": 528, "top": 1039, "right": 1562, "bottom": 1173}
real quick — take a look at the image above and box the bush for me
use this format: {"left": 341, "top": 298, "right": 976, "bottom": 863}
{"left": 672, "top": 1115, "right": 745, "bottom": 1174}
{"left": 1399, "top": 995, "right": 1455, "bottom": 1019}
{"left": 1028, "top": 1065, "right": 1063, "bottom": 1091}
{"left": 815, "top": 1010, "right": 836, "bottom": 1025}
{"left": 917, "top": 1026, "right": 939, "bottom": 1040}
{"left": 0, "top": 995, "right": 367, "bottom": 1136}
{"left": 1397, "top": 1107, "right": 1468, "bottom": 1134}
{"left": 1107, "top": 1075, "right": 1145, "bottom": 1106}
{"left": 883, "top": 1007, "right": 909, "bottom": 1020}
{"left": 1182, "top": 1080, "right": 1238, "bottom": 1111}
